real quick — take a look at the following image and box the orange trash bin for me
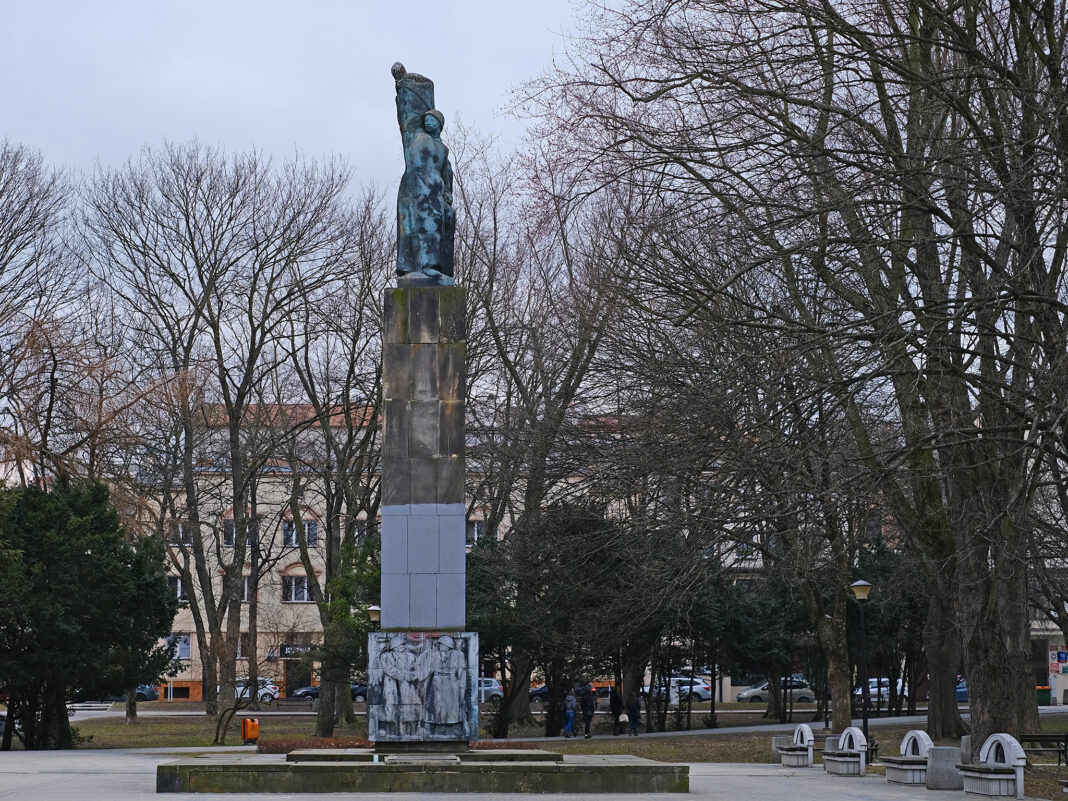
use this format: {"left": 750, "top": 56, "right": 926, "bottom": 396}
{"left": 240, "top": 717, "right": 259, "bottom": 744}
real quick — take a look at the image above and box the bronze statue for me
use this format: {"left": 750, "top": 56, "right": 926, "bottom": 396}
{"left": 392, "top": 63, "right": 455, "bottom": 285}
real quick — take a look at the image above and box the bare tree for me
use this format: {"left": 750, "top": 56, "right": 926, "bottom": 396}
{"left": 455, "top": 134, "right": 629, "bottom": 736}
{"left": 83, "top": 142, "right": 359, "bottom": 723}
{"left": 278, "top": 188, "right": 390, "bottom": 737}
{"left": 522, "top": 0, "right": 1068, "bottom": 747}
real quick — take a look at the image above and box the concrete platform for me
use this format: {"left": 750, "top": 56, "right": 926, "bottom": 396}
{"left": 156, "top": 752, "right": 689, "bottom": 793}
{"left": 1, "top": 749, "right": 998, "bottom": 800}
{"left": 286, "top": 747, "right": 562, "bottom": 762}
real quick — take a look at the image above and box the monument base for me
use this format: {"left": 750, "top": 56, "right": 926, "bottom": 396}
{"left": 366, "top": 631, "right": 478, "bottom": 744}
{"left": 373, "top": 740, "right": 469, "bottom": 754}
{"left": 156, "top": 753, "right": 689, "bottom": 794}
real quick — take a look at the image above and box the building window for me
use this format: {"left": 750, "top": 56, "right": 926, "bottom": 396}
{"left": 283, "top": 519, "right": 319, "bottom": 547}
{"left": 241, "top": 575, "right": 251, "bottom": 603}
{"left": 282, "top": 575, "right": 312, "bottom": 603}
{"left": 237, "top": 631, "right": 251, "bottom": 660}
{"left": 354, "top": 519, "right": 377, "bottom": 543}
{"left": 168, "top": 576, "right": 190, "bottom": 602}
{"left": 466, "top": 520, "right": 487, "bottom": 545}
{"left": 168, "top": 632, "right": 191, "bottom": 660}
{"left": 222, "top": 519, "right": 236, "bottom": 547}
{"left": 168, "top": 521, "right": 192, "bottom": 545}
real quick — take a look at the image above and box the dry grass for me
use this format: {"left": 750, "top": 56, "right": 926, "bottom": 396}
{"left": 70, "top": 715, "right": 332, "bottom": 748}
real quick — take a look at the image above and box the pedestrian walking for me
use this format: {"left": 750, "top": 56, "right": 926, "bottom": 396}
{"left": 563, "top": 688, "right": 577, "bottom": 737}
{"left": 625, "top": 692, "right": 641, "bottom": 736}
{"left": 580, "top": 685, "right": 597, "bottom": 739}
{"left": 609, "top": 686, "right": 624, "bottom": 735}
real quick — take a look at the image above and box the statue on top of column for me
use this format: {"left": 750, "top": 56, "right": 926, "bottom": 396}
{"left": 392, "top": 63, "right": 455, "bottom": 286}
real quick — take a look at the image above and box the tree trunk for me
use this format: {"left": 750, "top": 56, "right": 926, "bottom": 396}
{"left": 492, "top": 653, "right": 532, "bottom": 738}
{"left": 924, "top": 568, "right": 968, "bottom": 738}
{"left": 958, "top": 516, "right": 1038, "bottom": 759}
{"left": 124, "top": 689, "right": 138, "bottom": 723}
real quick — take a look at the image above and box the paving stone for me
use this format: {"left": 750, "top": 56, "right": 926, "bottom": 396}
{"left": 382, "top": 344, "right": 412, "bottom": 400}
{"left": 437, "top": 287, "right": 466, "bottom": 342}
{"left": 383, "top": 288, "right": 409, "bottom": 344}
{"left": 438, "top": 401, "right": 465, "bottom": 456}
{"left": 383, "top": 399, "right": 409, "bottom": 458}
{"left": 434, "top": 456, "right": 464, "bottom": 505}
{"left": 409, "top": 575, "right": 438, "bottom": 628}
{"left": 437, "top": 343, "right": 465, "bottom": 401}
{"left": 381, "top": 458, "right": 410, "bottom": 506}
{"left": 408, "top": 289, "right": 440, "bottom": 343}
{"left": 406, "top": 516, "right": 439, "bottom": 574}
{"left": 408, "top": 401, "right": 440, "bottom": 458}
{"left": 380, "top": 574, "right": 410, "bottom": 629}
{"left": 436, "top": 572, "right": 466, "bottom": 630}
{"left": 380, "top": 516, "right": 408, "bottom": 575}
{"left": 438, "top": 514, "right": 466, "bottom": 574}
{"left": 409, "top": 458, "right": 436, "bottom": 506}
{"left": 412, "top": 344, "right": 440, "bottom": 400}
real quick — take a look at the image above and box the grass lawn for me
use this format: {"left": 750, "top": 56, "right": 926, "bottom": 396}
{"left": 70, "top": 714, "right": 328, "bottom": 749}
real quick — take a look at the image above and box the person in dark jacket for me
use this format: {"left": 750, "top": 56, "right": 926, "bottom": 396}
{"left": 580, "top": 685, "right": 597, "bottom": 739}
{"left": 609, "top": 687, "right": 624, "bottom": 735}
{"left": 625, "top": 692, "right": 641, "bottom": 736}
{"left": 563, "top": 689, "right": 577, "bottom": 737}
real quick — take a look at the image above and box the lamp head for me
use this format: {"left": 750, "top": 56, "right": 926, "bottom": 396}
{"left": 850, "top": 580, "right": 873, "bottom": 601}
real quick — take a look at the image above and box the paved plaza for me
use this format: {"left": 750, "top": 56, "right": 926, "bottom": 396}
{"left": 0, "top": 747, "right": 1008, "bottom": 801}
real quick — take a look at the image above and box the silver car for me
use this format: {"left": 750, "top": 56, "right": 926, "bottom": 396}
{"left": 736, "top": 678, "right": 814, "bottom": 703}
{"left": 477, "top": 677, "right": 503, "bottom": 704}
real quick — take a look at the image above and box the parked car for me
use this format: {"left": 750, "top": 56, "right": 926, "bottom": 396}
{"left": 643, "top": 677, "right": 713, "bottom": 702}
{"left": 72, "top": 684, "right": 159, "bottom": 702}
{"left": 670, "top": 677, "right": 713, "bottom": 701}
{"left": 853, "top": 678, "right": 907, "bottom": 702}
{"left": 956, "top": 680, "right": 968, "bottom": 703}
{"left": 736, "top": 678, "right": 814, "bottom": 703}
{"left": 107, "top": 685, "right": 158, "bottom": 702}
{"left": 528, "top": 682, "right": 608, "bottom": 705}
{"left": 232, "top": 678, "right": 279, "bottom": 703}
{"left": 477, "top": 677, "right": 503, "bottom": 704}
{"left": 290, "top": 683, "right": 368, "bottom": 702}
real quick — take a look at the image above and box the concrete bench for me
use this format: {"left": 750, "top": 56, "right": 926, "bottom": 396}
{"left": 883, "top": 729, "right": 932, "bottom": 785}
{"left": 958, "top": 733, "right": 1025, "bottom": 799}
{"left": 273, "top": 696, "right": 314, "bottom": 711}
{"left": 778, "top": 724, "right": 815, "bottom": 768}
{"left": 824, "top": 726, "right": 866, "bottom": 776}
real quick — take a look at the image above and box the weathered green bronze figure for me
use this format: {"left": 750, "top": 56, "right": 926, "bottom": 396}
{"left": 392, "top": 63, "right": 455, "bottom": 285}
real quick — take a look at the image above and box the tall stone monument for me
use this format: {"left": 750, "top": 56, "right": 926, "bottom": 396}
{"left": 367, "top": 63, "right": 477, "bottom": 749}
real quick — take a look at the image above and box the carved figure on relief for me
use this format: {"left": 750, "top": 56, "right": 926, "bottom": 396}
{"left": 377, "top": 634, "right": 431, "bottom": 738}
{"left": 426, "top": 634, "right": 466, "bottom": 732}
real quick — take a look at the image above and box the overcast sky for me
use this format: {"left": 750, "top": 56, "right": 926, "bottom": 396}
{"left": 0, "top": 1, "right": 581, "bottom": 189}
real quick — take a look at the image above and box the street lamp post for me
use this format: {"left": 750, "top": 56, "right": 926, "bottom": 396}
{"left": 850, "top": 580, "right": 873, "bottom": 741}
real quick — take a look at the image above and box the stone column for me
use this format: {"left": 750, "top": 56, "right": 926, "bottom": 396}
{"left": 369, "top": 285, "right": 477, "bottom": 745}
{"left": 380, "top": 286, "right": 466, "bottom": 629}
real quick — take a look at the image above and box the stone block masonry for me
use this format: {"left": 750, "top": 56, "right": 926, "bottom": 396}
{"left": 380, "top": 286, "right": 466, "bottom": 630}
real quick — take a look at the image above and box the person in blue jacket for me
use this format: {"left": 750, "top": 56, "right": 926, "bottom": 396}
{"left": 563, "top": 688, "right": 577, "bottom": 738}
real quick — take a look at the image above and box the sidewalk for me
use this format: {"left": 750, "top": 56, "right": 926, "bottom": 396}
{"left": 0, "top": 748, "right": 992, "bottom": 800}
